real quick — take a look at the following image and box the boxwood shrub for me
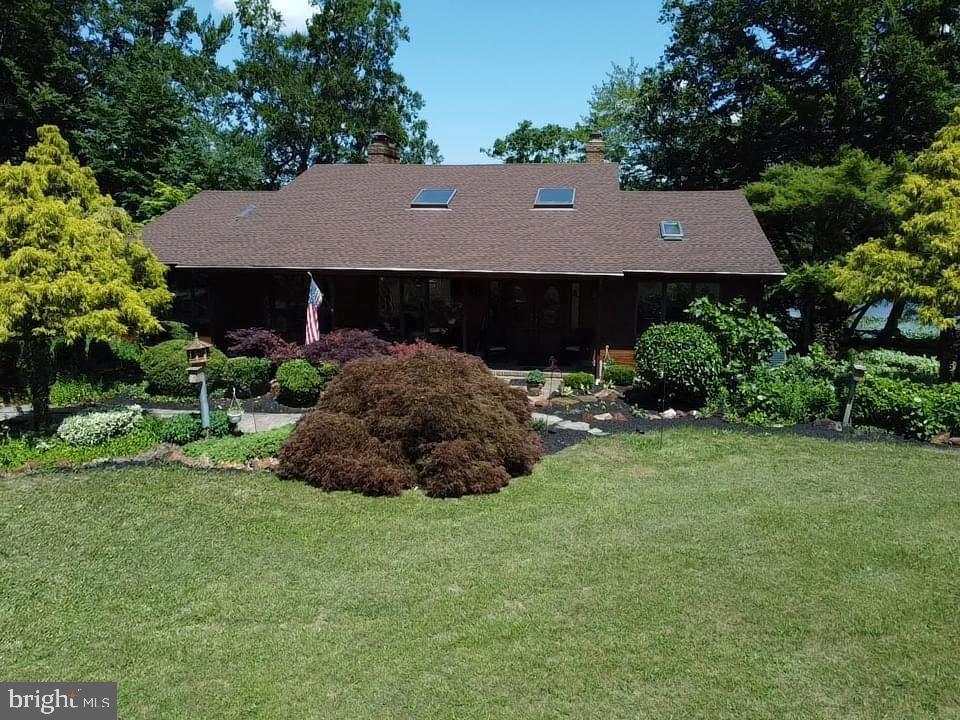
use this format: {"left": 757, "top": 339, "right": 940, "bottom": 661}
{"left": 221, "top": 356, "right": 272, "bottom": 397}
{"left": 276, "top": 359, "right": 336, "bottom": 406}
{"left": 602, "top": 364, "right": 636, "bottom": 386}
{"left": 563, "top": 371, "right": 596, "bottom": 394}
{"left": 635, "top": 323, "right": 722, "bottom": 407}
{"left": 140, "top": 339, "right": 227, "bottom": 396}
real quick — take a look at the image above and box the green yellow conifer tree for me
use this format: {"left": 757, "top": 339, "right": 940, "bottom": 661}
{"left": 0, "top": 126, "right": 172, "bottom": 427}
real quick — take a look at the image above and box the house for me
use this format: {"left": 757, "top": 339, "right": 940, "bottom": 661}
{"left": 142, "top": 133, "right": 784, "bottom": 368}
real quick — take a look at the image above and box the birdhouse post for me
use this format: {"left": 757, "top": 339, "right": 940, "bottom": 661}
{"left": 185, "top": 333, "right": 213, "bottom": 431}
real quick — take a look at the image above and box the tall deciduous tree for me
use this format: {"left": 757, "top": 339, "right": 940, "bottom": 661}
{"left": 482, "top": 121, "right": 589, "bottom": 163}
{"left": 235, "top": 0, "right": 440, "bottom": 186}
{"left": 835, "top": 108, "right": 960, "bottom": 380}
{"left": 0, "top": 126, "right": 172, "bottom": 427}
{"left": 589, "top": 1, "right": 960, "bottom": 189}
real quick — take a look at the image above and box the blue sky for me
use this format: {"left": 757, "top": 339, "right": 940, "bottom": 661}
{"left": 190, "top": 0, "right": 670, "bottom": 163}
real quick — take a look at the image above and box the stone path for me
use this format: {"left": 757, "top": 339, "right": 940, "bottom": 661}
{"left": 532, "top": 412, "right": 608, "bottom": 436}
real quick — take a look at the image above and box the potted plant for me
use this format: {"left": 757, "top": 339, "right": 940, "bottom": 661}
{"left": 526, "top": 370, "right": 545, "bottom": 396}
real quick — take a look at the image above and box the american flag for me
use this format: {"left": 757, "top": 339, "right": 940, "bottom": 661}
{"left": 305, "top": 277, "right": 323, "bottom": 344}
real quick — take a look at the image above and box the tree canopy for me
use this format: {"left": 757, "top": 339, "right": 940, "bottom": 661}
{"left": 0, "top": 0, "right": 442, "bottom": 212}
{"left": 481, "top": 121, "right": 588, "bottom": 163}
{"left": 235, "top": 0, "right": 441, "bottom": 186}
{"left": 0, "top": 125, "right": 172, "bottom": 425}
{"left": 835, "top": 108, "right": 960, "bottom": 340}
{"left": 588, "top": 0, "right": 960, "bottom": 189}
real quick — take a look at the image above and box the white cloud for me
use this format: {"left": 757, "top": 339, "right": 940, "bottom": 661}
{"left": 212, "top": 0, "right": 315, "bottom": 32}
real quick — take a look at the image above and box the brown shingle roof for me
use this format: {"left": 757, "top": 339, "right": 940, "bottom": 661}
{"left": 142, "top": 163, "right": 784, "bottom": 277}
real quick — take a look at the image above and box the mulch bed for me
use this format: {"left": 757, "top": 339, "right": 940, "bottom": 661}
{"left": 535, "top": 395, "right": 948, "bottom": 455}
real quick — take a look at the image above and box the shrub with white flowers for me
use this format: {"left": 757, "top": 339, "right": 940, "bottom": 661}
{"left": 56, "top": 405, "right": 144, "bottom": 446}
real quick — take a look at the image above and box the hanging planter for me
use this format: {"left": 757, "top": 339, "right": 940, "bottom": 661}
{"left": 227, "top": 388, "right": 244, "bottom": 425}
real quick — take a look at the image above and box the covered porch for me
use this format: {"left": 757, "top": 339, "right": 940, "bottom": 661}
{"left": 167, "top": 268, "right": 765, "bottom": 370}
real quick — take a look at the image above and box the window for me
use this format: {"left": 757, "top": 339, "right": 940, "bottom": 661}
{"left": 411, "top": 188, "right": 457, "bottom": 208}
{"left": 660, "top": 220, "right": 684, "bottom": 240}
{"left": 534, "top": 187, "right": 575, "bottom": 208}
{"left": 636, "top": 280, "right": 721, "bottom": 332}
{"left": 378, "top": 277, "right": 460, "bottom": 344}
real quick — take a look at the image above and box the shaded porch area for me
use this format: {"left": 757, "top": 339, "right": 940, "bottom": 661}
{"left": 167, "top": 269, "right": 765, "bottom": 370}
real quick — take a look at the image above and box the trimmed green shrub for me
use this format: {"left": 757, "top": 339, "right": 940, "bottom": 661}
{"left": 221, "top": 356, "right": 272, "bottom": 397}
{"left": 563, "top": 371, "right": 596, "bottom": 394}
{"left": 106, "top": 338, "right": 144, "bottom": 365}
{"left": 602, "top": 364, "right": 636, "bottom": 386}
{"left": 276, "top": 359, "right": 334, "bottom": 406}
{"left": 857, "top": 349, "right": 939, "bottom": 384}
{"left": 278, "top": 347, "right": 543, "bottom": 498}
{"left": 141, "top": 339, "right": 227, "bottom": 396}
{"left": 855, "top": 376, "right": 960, "bottom": 439}
{"left": 157, "top": 413, "right": 203, "bottom": 445}
{"left": 526, "top": 370, "right": 545, "bottom": 385}
{"left": 182, "top": 425, "right": 294, "bottom": 463}
{"left": 56, "top": 405, "right": 144, "bottom": 446}
{"left": 635, "top": 323, "right": 722, "bottom": 407}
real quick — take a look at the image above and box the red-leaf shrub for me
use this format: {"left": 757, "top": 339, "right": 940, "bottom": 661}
{"left": 224, "top": 328, "right": 301, "bottom": 362}
{"left": 302, "top": 329, "right": 393, "bottom": 366}
{"left": 278, "top": 347, "right": 543, "bottom": 497}
{"left": 278, "top": 411, "right": 413, "bottom": 495}
{"left": 389, "top": 338, "right": 441, "bottom": 357}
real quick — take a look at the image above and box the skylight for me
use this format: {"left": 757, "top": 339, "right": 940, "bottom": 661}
{"left": 412, "top": 188, "right": 457, "bottom": 208}
{"left": 534, "top": 187, "right": 576, "bottom": 208}
{"left": 660, "top": 220, "right": 685, "bottom": 240}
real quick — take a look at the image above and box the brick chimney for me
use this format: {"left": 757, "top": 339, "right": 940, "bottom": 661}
{"left": 585, "top": 131, "right": 605, "bottom": 164}
{"left": 368, "top": 131, "right": 400, "bottom": 164}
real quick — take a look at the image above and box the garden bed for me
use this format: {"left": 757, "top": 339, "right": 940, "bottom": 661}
{"left": 534, "top": 392, "right": 953, "bottom": 455}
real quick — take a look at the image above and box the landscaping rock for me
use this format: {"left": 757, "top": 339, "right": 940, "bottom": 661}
{"left": 661, "top": 408, "right": 678, "bottom": 420}
{"left": 591, "top": 412, "right": 614, "bottom": 421}
{"left": 595, "top": 389, "right": 620, "bottom": 402}
{"left": 556, "top": 420, "right": 591, "bottom": 432}
{"left": 532, "top": 413, "right": 563, "bottom": 427}
{"left": 550, "top": 396, "right": 582, "bottom": 409}
{"left": 131, "top": 443, "right": 180, "bottom": 463}
{"left": 931, "top": 432, "right": 952, "bottom": 445}
{"left": 576, "top": 395, "right": 598, "bottom": 403}
{"left": 249, "top": 457, "right": 280, "bottom": 471}
{"left": 587, "top": 428, "right": 609, "bottom": 436}
{"left": 949, "top": 437, "right": 960, "bottom": 447}
{"left": 813, "top": 419, "right": 843, "bottom": 433}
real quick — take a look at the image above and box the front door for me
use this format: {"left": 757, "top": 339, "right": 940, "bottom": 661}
{"left": 500, "top": 280, "right": 572, "bottom": 365}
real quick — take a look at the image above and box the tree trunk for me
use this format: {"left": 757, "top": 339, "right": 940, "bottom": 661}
{"left": 876, "top": 298, "right": 907, "bottom": 344}
{"left": 23, "top": 335, "right": 53, "bottom": 430}
{"left": 937, "top": 327, "right": 957, "bottom": 384}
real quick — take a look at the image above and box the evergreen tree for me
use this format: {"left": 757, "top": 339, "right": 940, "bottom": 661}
{"left": 0, "top": 126, "right": 171, "bottom": 427}
{"left": 836, "top": 108, "right": 960, "bottom": 380}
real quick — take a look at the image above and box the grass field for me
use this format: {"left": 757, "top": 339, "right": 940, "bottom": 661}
{"left": 2, "top": 428, "right": 958, "bottom": 719}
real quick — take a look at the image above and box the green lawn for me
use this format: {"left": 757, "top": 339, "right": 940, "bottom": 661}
{"left": 2, "top": 428, "right": 958, "bottom": 719}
